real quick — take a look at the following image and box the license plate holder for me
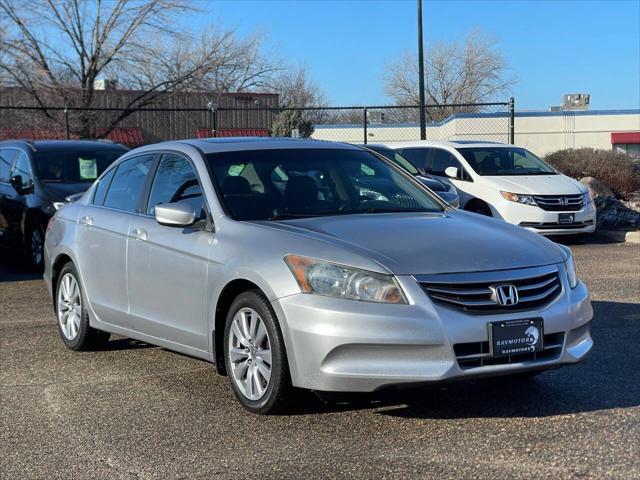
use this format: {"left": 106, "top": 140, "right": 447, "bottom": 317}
{"left": 490, "top": 319, "right": 544, "bottom": 357}
{"left": 558, "top": 213, "right": 575, "bottom": 224}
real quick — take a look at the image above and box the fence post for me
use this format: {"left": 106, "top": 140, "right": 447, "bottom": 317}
{"left": 508, "top": 97, "right": 515, "bottom": 144}
{"left": 363, "top": 107, "right": 368, "bottom": 144}
{"left": 64, "top": 107, "right": 70, "bottom": 139}
{"left": 207, "top": 101, "right": 218, "bottom": 138}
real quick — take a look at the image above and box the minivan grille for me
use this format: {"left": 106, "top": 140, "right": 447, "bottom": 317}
{"left": 454, "top": 332, "right": 564, "bottom": 369}
{"left": 418, "top": 268, "right": 562, "bottom": 314}
{"left": 533, "top": 194, "right": 583, "bottom": 211}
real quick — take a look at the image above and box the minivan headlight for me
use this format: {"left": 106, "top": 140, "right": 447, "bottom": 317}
{"left": 558, "top": 244, "right": 578, "bottom": 288}
{"left": 284, "top": 254, "right": 407, "bottom": 304}
{"left": 500, "top": 191, "right": 537, "bottom": 206}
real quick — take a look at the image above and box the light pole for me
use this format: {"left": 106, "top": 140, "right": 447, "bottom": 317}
{"left": 417, "top": 0, "right": 426, "bottom": 140}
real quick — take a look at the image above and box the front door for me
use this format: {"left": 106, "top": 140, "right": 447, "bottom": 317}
{"left": 127, "top": 153, "right": 211, "bottom": 351}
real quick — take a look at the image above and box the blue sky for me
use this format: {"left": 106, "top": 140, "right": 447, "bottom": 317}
{"left": 194, "top": 0, "right": 640, "bottom": 110}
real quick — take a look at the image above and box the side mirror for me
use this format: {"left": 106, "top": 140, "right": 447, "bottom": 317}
{"left": 155, "top": 202, "right": 196, "bottom": 227}
{"left": 444, "top": 167, "right": 459, "bottom": 179}
{"left": 10, "top": 175, "right": 25, "bottom": 194}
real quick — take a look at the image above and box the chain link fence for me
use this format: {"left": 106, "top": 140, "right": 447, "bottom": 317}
{"left": 0, "top": 100, "right": 514, "bottom": 147}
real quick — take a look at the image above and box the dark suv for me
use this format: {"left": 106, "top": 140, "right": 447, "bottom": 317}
{"left": 0, "top": 140, "right": 128, "bottom": 270}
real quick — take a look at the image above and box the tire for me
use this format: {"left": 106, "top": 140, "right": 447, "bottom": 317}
{"left": 27, "top": 223, "right": 45, "bottom": 272}
{"left": 467, "top": 202, "right": 493, "bottom": 217}
{"left": 223, "top": 290, "right": 292, "bottom": 414}
{"left": 55, "top": 262, "right": 110, "bottom": 351}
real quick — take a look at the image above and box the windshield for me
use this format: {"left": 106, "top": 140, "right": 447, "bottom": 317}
{"left": 207, "top": 148, "right": 443, "bottom": 221}
{"left": 457, "top": 147, "right": 556, "bottom": 176}
{"left": 34, "top": 150, "right": 124, "bottom": 182}
{"left": 366, "top": 147, "right": 420, "bottom": 175}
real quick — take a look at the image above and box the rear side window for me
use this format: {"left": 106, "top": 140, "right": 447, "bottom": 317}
{"left": 146, "top": 154, "right": 204, "bottom": 219}
{"left": 93, "top": 168, "right": 116, "bottom": 206}
{"left": 103, "top": 155, "right": 154, "bottom": 213}
{"left": 0, "top": 149, "right": 16, "bottom": 182}
{"left": 397, "top": 148, "right": 431, "bottom": 170}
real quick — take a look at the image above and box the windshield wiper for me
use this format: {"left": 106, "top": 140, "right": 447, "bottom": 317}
{"left": 353, "top": 207, "right": 431, "bottom": 214}
{"left": 267, "top": 213, "right": 325, "bottom": 221}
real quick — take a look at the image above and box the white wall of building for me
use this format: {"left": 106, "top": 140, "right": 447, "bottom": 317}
{"left": 311, "top": 109, "right": 640, "bottom": 157}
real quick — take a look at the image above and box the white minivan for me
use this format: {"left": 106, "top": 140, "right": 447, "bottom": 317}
{"left": 381, "top": 140, "right": 596, "bottom": 235}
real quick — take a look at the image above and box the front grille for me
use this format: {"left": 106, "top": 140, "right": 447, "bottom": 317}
{"left": 418, "top": 266, "right": 562, "bottom": 314}
{"left": 454, "top": 332, "right": 564, "bottom": 369}
{"left": 533, "top": 194, "right": 584, "bottom": 211}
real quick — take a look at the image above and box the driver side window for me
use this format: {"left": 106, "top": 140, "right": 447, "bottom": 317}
{"left": 146, "top": 153, "right": 204, "bottom": 219}
{"left": 430, "top": 149, "right": 461, "bottom": 176}
{"left": 10, "top": 151, "right": 33, "bottom": 188}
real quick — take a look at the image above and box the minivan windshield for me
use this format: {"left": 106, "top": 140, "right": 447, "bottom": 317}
{"left": 365, "top": 146, "right": 421, "bottom": 176}
{"left": 207, "top": 148, "right": 443, "bottom": 221}
{"left": 457, "top": 147, "right": 556, "bottom": 176}
{"left": 34, "top": 150, "right": 124, "bottom": 183}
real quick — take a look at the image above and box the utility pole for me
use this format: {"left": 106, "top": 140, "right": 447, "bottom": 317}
{"left": 417, "top": 0, "right": 426, "bottom": 140}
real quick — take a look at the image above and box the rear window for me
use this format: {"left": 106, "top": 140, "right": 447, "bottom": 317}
{"left": 34, "top": 149, "right": 125, "bottom": 183}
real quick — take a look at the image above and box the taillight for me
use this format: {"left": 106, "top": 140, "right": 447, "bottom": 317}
{"left": 46, "top": 217, "right": 55, "bottom": 233}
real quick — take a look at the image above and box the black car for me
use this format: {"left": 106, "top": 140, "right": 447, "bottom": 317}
{"left": 362, "top": 144, "right": 460, "bottom": 207}
{"left": 0, "top": 140, "right": 128, "bottom": 270}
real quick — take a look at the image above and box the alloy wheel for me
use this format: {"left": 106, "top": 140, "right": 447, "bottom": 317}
{"left": 57, "top": 273, "right": 81, "bottom": 340}
{"left": 31, "top": 227, "right": 43, "bottom": 266}
{"left": 228, "top": 307, "right": 272, "bottom": 401}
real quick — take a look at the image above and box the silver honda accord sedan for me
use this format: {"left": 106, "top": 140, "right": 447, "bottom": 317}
{"left": 43, "top": 138, "right": 594, "bottom": 414}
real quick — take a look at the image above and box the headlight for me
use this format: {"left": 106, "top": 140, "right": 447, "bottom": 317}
{"left": 284, "top": 254, "right": 407, "bottom": 304}
{"left": 500, "top": 191, "right": 537, "bottom": 206}
{"left": 582, "top": 191, "right": 593, "bottom": 205}
{"left": 558, "top": 244, "right": 578, "bottom": 288}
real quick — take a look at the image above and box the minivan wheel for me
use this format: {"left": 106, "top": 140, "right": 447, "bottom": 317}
{"left": 56, "top": 262, "right": 110, "bottom": 351}
{"left": 28, "top": 224, "right": 44, "bottom": 272}
{"left": 224, "top": 290, "right": 292, "bottom": 414}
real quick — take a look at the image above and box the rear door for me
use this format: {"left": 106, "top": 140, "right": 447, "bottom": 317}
{"left": 126, "top": 152, "right": 211, "bottom": 351}
{"left": 75, "top": 154, "right": 155, "bottom": 326}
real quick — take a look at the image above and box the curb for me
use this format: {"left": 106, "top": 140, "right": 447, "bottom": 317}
{"left": 624, "top": 231, "right": 640, "bottom": 244}
{"left": 597, "top": 230, "right": 640, "bottom": 244}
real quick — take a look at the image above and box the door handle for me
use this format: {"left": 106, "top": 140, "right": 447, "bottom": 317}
{"left": 80, "top": 215, "right": 93, "bottom": 226}
{"left": 131, "top": 228, "right": 147, "bottom": 241}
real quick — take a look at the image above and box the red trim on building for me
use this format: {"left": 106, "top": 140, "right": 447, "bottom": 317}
{"left": 611, "top": 132, "right": 640, "bottom": 144}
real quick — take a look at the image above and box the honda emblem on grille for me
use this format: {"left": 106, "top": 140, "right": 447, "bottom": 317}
{"left": 559, "top": 197, "right": 569, "bottom": 206}
{"left": 490, "top": 284, "right": 519, "bottom": 306}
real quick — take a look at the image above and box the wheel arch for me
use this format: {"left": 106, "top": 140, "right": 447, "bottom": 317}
{"left": 213, "top": 278, "right": 264, "bottom": 375}
{"left": 51, "top": 253, "right": 74, "bottom": 306}
{"left": 464, "top": 197, "right": 494, "bottom": 216}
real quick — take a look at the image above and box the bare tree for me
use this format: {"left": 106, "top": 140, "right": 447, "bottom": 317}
{"left": 266, "top": 65, "right": 327, "bottom": 138}
{"left": 384, "top": 31, "right": 516, "bottom": 121}
{"left": 0, "top": 0, "right": 281, "bottom": 137}
{"left": 269, "top": 65, "right": 325, "bottom": 108}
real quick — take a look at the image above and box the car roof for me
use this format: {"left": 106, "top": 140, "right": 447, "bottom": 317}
{"left": 128, "top": 137, "right": 364, "bottom": 156}
{"left": 0, "top": 139, "right": 129, "bottom": 152}
{"left": 377, "top": 140, "right": 513, "bottom": 149}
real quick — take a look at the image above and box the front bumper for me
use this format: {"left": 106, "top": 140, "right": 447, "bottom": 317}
{"left": 495, "top": 199, "right": 596, "bottom": 235}
{"left": 272, "top": 270, "right": 593, "bottom": 392}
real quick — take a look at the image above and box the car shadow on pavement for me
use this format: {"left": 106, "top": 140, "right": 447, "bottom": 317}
{"left": 0, "top": 249, "right": 41, "bottom": 282}
{"left": 294, "top": 300, "right": 640, "bottom": 418}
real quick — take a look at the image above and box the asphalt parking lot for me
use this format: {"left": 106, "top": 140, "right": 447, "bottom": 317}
{"left": 1, "top": 238, "right": 639, "bottom": 479}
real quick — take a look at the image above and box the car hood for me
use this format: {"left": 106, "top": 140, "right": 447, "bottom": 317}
{"left": 257, "top": 210, "right": 565, "bottom": 275}
{"left": 484, "top": 174, "right": 585, "bottom": 195}
{"left": 40, "top": 182, "right": 89, "bottom": 201}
